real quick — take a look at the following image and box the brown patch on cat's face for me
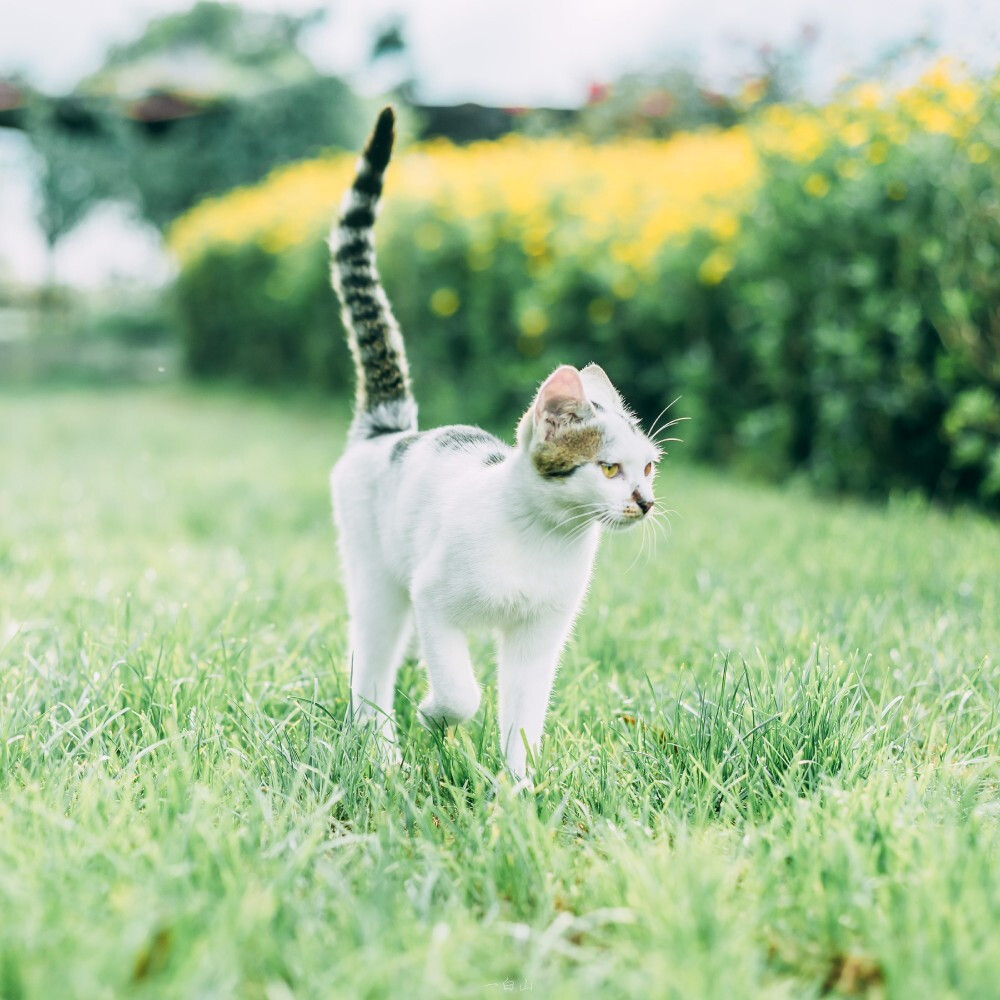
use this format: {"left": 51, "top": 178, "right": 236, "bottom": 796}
{"left": 531, "top": 426, "right": 602, "bottom": 477}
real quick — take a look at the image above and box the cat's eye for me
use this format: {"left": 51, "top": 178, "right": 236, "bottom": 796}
{"left": 600, "top": 462, "right": 621, "bottom": 478}
{"left": 644, "top": 462, "right": 653, "bottom": 477}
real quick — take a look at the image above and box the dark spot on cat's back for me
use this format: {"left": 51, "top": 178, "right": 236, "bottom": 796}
{"left": 433, "top": 427, "right": 501, "bottom": 452}
{"left": 390, "top": 433, "right": 421, "bottom": 460}
{"left": 482, "top": 451, "right": 508, "bottom": 466}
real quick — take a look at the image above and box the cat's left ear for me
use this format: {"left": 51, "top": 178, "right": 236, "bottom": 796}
{"left": 580, "top": 363, "right": 623, "bottom": 409}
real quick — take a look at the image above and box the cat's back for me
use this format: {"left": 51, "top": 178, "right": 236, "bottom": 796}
{"left": 331, "top": 423, "right": 513, "bottom": 569}
{"left": 392, "top": 425, "right": 510, "bottom": 471}
{"left": 344, "top": 425, "right": 510, "bottom": 489}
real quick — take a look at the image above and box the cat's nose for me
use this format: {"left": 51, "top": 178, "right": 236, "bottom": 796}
{"left": 632, "top": 491, "right": 653, "bottom": 515}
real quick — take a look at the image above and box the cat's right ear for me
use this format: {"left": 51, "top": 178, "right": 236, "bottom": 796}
{"left": 534, "top": 365, "right": 587, "bottom": 422}
{"left": 517, "top": 365, "right": 593, "bottom": 447}
{"left": 532, "top": 364, "right": 597, "bottom": 439}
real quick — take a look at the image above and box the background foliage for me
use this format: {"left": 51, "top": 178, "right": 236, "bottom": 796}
{"left": 170, "top": 63, "right": 1000, "bottom": 506}
{"left": 19, "top": 2, "right": 369, "bottom": 236}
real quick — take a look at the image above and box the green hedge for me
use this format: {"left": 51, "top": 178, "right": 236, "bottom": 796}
{"left": 719, "top": 137, "right": 1000, "bottom": 500}
{"left": 173, "top": 99, "right": 1000, "bottom": 507}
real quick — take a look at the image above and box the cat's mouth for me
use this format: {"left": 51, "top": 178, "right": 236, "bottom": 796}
{"left": 603, "top": 512, "right": 645, "bottom": 531}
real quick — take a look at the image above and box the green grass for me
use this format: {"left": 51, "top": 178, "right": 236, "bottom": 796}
{"left": 1, "top": 385, "right": 999, "bottom": 999}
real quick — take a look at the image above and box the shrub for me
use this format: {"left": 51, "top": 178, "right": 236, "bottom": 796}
{"left": 725, "top": 72, "right": 1000, "bottom": 500}
{"left": 168, "top": 62, "right": 1000, "bottom": 506}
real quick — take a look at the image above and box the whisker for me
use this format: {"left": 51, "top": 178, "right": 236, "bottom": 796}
{"left": 647, "top": 512, "right": 667, "bottom": 541}
{"left": 646, "top": 397, "right": 683, "bottom": 440}
{"left": 536, "top": 513, "right": 596, "bottom": 545}
{"left": 655, "top": 415, "right": 690, "bottom": 432}
{"left": 624, "top": 519, "right": 648, "bottom": 574}
{"left": 647, "top": 509, "right": 670, "bottom": 543}
{"left": 535, "top": 503, "right": 607, "bottom": 546}
{"left": 563, "top": 517, "right": 600, "bottom": 546}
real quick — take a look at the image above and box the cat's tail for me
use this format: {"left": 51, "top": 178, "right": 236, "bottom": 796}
{"left": 330, "top": 106, "right": 417, "bottom": 443}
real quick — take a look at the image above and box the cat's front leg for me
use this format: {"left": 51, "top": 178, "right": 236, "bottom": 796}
{"left": 497, "top": 613, "right": 574, "bottom": 779}
{"left": 414, "top": 601, "right": 482, "bottom": 728}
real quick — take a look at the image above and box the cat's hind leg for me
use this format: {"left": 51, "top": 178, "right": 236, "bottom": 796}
{"left": 345, "top": 568, "right": 412, "bottom": 752}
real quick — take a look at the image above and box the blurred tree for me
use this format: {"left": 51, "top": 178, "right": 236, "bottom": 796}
{"left": 80, "top": 1, "right": 366, "bottom": 229}
{"left": 367, "top": 16, "right": 417, "bottom": 108}
{"left": 107, "top": 1, "right": 321, "bottom": 66}
{"left": 514, "top": 65, "right": 744, "bottom": 141}
{"left": 19, "top": 2, "right": 367, "bottom": 240}
{"left": 87, "top": 1, "right": 325, "bottom": 100}
{"left": 370, "top": 20, "right": 407, "bottom": 62}
{"left": 517, "top": 26, "right": 819, "bottom": 141}
{"left": 737, "top": 25, "right": 819, "bottom": 109}
{"left": 22, "top": 92, "right": 126, "bottom": 295}
{"left": 116, "top": 76, "right": 364, "bottom": 229}
{"left": 576, "top": 66, "right": 741, "bottom": 139}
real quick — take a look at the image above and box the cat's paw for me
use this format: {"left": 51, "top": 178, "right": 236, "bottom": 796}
{"left": 418, "top": 686, "right": 481, "bottom": 728}
{"left": 508, "top": 773, "right": 535, "bottom": 795}
{"left": 486, "top": 770, "right": 535, "bottom": 798}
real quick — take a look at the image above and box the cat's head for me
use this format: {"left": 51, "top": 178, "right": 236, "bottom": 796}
{"left": 516, "top": 364, "right": 660, "bottom": 531}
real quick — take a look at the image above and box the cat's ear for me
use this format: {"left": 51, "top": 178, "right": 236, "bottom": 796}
{"left": 580, "top": 363, "right": 622, "bottom": 408}
{"left": 533, "top": 365, "right": 591, "bottom": 431}
{"left": 516, "top": 365, "right": 594, "bottom": 447}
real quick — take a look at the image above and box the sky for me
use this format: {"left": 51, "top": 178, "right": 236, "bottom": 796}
{"left": 1, "top": 0, "right": 998, "bottom": 287}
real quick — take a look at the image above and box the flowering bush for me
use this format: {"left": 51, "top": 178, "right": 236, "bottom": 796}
{"left": 169, "top": 62, "right": 1000, "bottom": 505}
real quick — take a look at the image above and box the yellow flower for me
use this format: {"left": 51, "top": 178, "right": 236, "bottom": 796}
{"left": 166, "top": 65, "right": 995, "bottom": 280}
{"left": 918, "top": 105, "right": 957, "bottom": 135}
{"left": 967, "top": 142, "right": 990, "bottom": 164}
{"left": 842, "top": 121, "right": 869, "bottom": 148}
{"left": 803, "top": 173, "right": 831, "bottom": 198}
{"left": 416, "top": 223, "right": 443, "bottom": 251}
{"left": 836, "top": 159, "right": 862, "bottom": 180}
{"left": 430, "top": 287, "right": 460, "bottom": 317}
{"left": 698, "top": 248, "right": 734, "bottom": 286}
{"left": 169, "top": 127, "right": 762, "bottom": 271}
{"left": 947, "top": 82, "right": 978, "bottom": 114}
{"left": 851, "top": 83, "right": 884, "bottom": 110}
{"left": 920, "top": 58, "right": 955, "bottom": 92}
{"left": 867, "top": 140, "right": 889, "bottom": 165}
{"left": 611, "top": 272, "right": 638, "bottom": 300}
{"left": 708, "top": 211, "right": 740, "bottom": 242}
{"left": 518, "top": 305, "right": 549, "bottom": 337}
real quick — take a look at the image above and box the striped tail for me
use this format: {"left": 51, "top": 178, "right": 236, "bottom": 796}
{"left": 330, "top": 106, "right": 417, "bottom": 443}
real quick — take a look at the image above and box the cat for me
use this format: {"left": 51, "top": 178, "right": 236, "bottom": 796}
{"left": 329, "top": 107, "right": 661, "bottom": 779}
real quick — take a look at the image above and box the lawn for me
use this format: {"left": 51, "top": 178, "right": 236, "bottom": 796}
{"left": 1, "top": 386, "right": 998, "bottom": 999}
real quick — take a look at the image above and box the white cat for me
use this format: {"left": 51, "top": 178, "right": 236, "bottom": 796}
{"left": 330, "top": 108, "right": 661, "bottom": 778}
